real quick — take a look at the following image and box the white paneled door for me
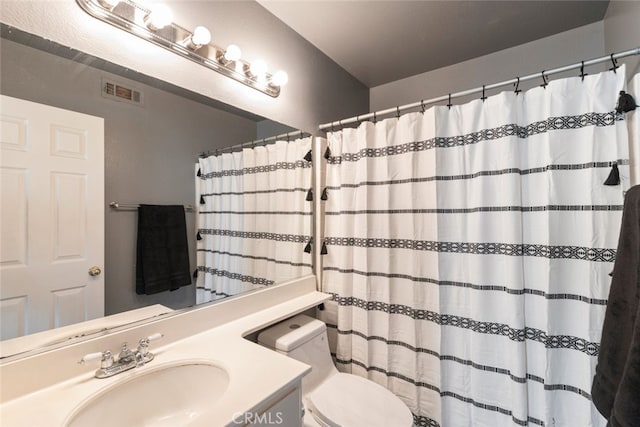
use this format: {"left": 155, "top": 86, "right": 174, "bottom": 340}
{"left": 0, "top": 95, "right": 104, "bottom": 340}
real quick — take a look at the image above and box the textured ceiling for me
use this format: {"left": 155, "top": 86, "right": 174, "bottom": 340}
{"left": 258, "top": 0, "right": 610, "bottom": 87}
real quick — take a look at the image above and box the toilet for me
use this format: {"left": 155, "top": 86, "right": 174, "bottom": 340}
{"left": 257, "top": 314, "right": 413, "bottom": 427}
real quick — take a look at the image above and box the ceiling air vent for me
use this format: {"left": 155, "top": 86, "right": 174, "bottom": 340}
{"left": 101, "top": 78, "right": 143, "bottom": 106}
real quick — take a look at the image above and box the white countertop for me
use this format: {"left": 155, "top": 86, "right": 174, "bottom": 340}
{"left": 0, "top": 304, "right": 174, "bottom": 359}
{"left": 0, "top": 290, "right": 330, "bottom": 426}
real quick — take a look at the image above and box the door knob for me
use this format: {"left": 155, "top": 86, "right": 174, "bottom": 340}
{"left": 88, "top": 266, "right": 102, "bottom": 277}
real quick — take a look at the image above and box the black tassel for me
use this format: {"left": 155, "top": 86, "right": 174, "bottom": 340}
{"left": 196, "top": 168, "right": 201, "bottom": 177}
{"left": 320, "top": 241, "right": 328, "bottom": 255}
{"left": 200, "top": 195, "right": 205, "bottom": 205}
{"left": 303, "top": 150, "right": 312, "bottom": 162}
{"left": 320, "top": 188, "right": 328, "bottom": 201}
{"left": 604, "top": 163, "right": 620, "bottom": 186}
{"left": 196, "top": 231, "right": 202, "bottom": 240}
{"left": 306, "top": 188, "right": 313, "bottom": 202}
{"left": 324, "top": 146, "right": 331, "bottom": 160}
{"left": 304, "top": 238, "right": 313, "bottom": 254}
{"left": 616, "top": 91, "right": 637, "bottom": 114}
{"left": 193, "top": 269, "right": 198, "bottom": 279}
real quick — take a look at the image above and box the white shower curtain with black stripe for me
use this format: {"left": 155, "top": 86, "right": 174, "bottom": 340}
{"left": 320, "top": 66, "right": 631, "bottom": 426}
{"left": 196, "top": 137, "right": 313, "bottom": 304}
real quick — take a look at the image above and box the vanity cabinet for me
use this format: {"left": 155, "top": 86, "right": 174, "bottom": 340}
{"left": 245, "top": 383, "right": 302, "bottom": 427}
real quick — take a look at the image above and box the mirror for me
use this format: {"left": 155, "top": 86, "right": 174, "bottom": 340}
{"left": 0, "top": 24, "right": 313, "bottom": 358}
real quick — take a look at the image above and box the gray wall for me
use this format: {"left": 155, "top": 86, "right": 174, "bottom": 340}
{"left": 370, "top": 22, "right": 607, "bottom": 111}
{"left": 1, "top": 38, "right": 258, "bottom": 315}
{"left": 603, "top": 0, "right": 640, "bottom": 78}
{"left": 256, "top": 120, "right": 296, "bottom": 140}
{"left": 369, "top": 0, "right": 640, "bottom": 114}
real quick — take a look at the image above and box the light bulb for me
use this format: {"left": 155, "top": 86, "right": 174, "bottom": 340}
{"left": 191, "top": 26, "right": 211, "bottom": 46}
{"left": 249, "top": 59, "right": 267, "bottom": 78}
{"left": 271, "top": 70, "right": 289, "bottom": 87}
{"left": 224, "top": 44, "right": 242, "bottom": 62}
{"left": 144, "top": 4, "right": 173, "bottom": 30}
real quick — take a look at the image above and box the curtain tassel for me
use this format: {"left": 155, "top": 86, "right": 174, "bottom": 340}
{"left": 604, "top": 163, "right": 620, "bottom": 186}
{"left": 303, "top": 150, "right": 312, "bottom": 162}
{"left": 616, "top": 91, "right": 637, "bottom": 114}
{"left": 196, "top": 168, "right": 201, "bottom": 177}
{"left": 320, "top": 188, "right": 328, "bottom": 201}
{"left": 320, "top": 241, "right": 328, "bottom": 255}
{"left": 196, "top": 231, "right": 202, "bottom": 241}
{"left": 324, "top": 146, "right": 331, "bottom": 160}
{"left": 306, "top": 188, "right": 313, "bottom": 202}
{"left": 192, "top": 269, "right": 198, "bottom": 279}
{"left": 200, "top": 195, "right": 205, "bottom": 205}
{"left": 304, "top": 238, "right": 313, "bottom": 254}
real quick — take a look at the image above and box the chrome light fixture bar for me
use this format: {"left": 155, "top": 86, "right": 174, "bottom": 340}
{"left": 76, "top": 0, "right": 285, "bottom": 97}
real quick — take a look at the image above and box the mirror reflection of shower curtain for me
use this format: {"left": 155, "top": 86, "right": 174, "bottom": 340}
{"left": 320, "top": 67, "right": 632, "bottom": 427}
{"left": 196, "top": 138, "right": 313, "bottom": 304}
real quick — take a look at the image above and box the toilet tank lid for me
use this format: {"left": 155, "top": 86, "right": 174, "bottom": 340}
{"left": 257, "top": 314, "right": 326, "bottom": 352}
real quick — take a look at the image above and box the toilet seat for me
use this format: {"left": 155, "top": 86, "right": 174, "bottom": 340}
{"left": 306, "top": 373, "right": 413, "bottom": 427}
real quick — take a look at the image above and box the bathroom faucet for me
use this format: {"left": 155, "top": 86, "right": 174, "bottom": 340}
{"left": 79, "top": 333, "right": 163, "bottom": 379}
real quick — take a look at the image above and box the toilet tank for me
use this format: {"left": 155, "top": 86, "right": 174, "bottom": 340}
{"left": 258, "top": 314, "right": 326, "bottom": 352}
{"left": 258, "top": 314, "right": 338, "bottom": 393}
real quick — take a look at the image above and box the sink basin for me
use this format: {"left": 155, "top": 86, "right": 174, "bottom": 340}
{"left": 65, "top": 361, "right": 229, "bottom": 426}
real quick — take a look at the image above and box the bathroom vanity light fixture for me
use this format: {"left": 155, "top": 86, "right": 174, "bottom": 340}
{"left": 76, "top": 0, "right": 287, "bottom": 97}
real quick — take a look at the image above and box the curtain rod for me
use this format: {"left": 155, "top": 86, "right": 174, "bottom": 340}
{"left": 200, "top": 129, "right": 311, "bottom": 158}
{"left": 319, "top": 47, "right": 640, "bottom": 131}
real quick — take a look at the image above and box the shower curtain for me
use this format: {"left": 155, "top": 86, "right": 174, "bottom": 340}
{"left": 196, "top": 137, "right": 313, "bottom": 304}
{"left": 321, "top": 67, "right": 632, "bottom": 426}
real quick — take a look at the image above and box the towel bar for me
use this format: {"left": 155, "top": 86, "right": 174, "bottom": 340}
{"left": 109, "top": 202, "right": 195, "bottom": 212}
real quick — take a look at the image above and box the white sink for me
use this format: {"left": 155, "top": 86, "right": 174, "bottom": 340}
{"left": 65, "top": 361, "right": 229, "bottom": 426}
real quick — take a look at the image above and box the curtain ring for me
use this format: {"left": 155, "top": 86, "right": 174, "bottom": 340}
{"left": 373, "top": 112, "right": 377, "bottom": 123}
{"left": 540, "top": 70, "right": 548, "bottom": 88}
{"left": 481, "top": 85, "right": 487, "bottom": 102}
{"left": 514, "top": 77, "right": 521, "bottom": 94}
{"left": 580, "top": 61, "right": 587, "bottom": 81}
{"left": 447, "top": 93, "right": 452, "bottom": 109}
{"left": 420, "top": 100, "right": 426, "bottom": 113}
{"left": 396, "top": 106, "right": 401, "bottom": 119}
{"left": 610, "top": 53, "right": 618, "bottom": 73}
{"left": 300, "top": 130, "right": 304, "bottom": 139}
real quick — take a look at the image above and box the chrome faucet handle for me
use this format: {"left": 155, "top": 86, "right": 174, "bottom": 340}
{"left": 79, "top": 350, "right": 113, "bottom": 369}
{"left": 137, "top": 333, "right": 163, "bottom": 354}
{"left": 137, "top": 333, "right": 163, "bottom": 361}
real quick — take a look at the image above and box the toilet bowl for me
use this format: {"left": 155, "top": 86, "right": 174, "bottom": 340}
{"left": 258, "top": 314, "right": 413, "bottom": 427}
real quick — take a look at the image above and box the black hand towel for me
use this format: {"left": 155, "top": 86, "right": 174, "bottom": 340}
{"left": 592, "top": 185, "right": 640, "bottom": 426}
{"left": 136, "top": 205, "right": 191, "bottom": 295}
